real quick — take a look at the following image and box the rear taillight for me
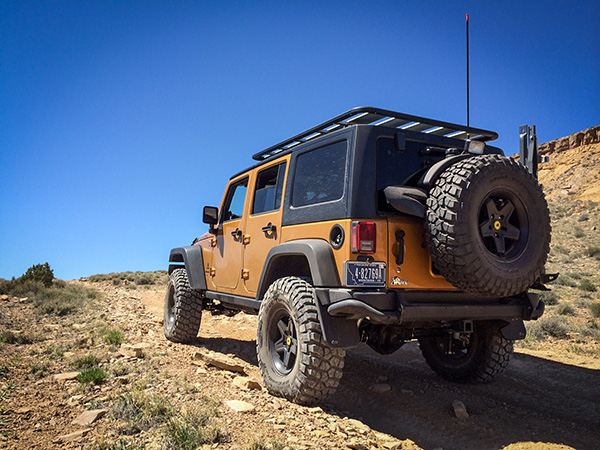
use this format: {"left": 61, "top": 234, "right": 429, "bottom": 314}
{"left": 351, "top": 221, "right": 376, "bottom": 253}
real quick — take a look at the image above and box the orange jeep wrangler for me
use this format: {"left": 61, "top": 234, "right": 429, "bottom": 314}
{"left": 165, "top": 107, "right": 552, "bottom": 404}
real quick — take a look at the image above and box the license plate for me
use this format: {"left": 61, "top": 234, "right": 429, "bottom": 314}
{"left": 343, "top": 261, "right": 386, "bottom": 287}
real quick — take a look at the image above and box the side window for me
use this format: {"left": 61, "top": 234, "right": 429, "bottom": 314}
{"left": 221, "top": 178, "right": 248, "bottom": 222}
{"left": 252, "top": 162, "right": 287, "bottom": 215}
{"left": 292, "top": 141, "right": 347, "bottom": 207}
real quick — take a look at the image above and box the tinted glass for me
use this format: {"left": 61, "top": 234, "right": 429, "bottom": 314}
{"left": 292, "top": 141, "right": 347, "bottom": 207}
{"left": 252, "top": 162, "right": 287, "bottom": 214}
{"left": 221, "top": 178, "right": 248, "bottom": 222}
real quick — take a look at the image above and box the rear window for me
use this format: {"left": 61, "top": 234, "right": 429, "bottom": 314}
{"left": 292, "top": 141, "right": 347, "bottom": 207}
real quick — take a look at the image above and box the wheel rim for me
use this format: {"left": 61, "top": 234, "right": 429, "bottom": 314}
{"left": 165, "top": 283, "right": 175, "bottom": 327}
{"left": 478, "top": 190, "right": 529, "bottom": 259}
{"left": 429, "top": 333, "right": 478, "bottom": 367}
{"left": 268, "top": 306, "right": 298, "bottom": 375}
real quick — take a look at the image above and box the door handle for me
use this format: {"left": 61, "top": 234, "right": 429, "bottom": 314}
{"left": 231, "top": 228, "right": 242, "bottom": 240}
{"left": 261, "top": 223, "right": 276, "bottom": 236}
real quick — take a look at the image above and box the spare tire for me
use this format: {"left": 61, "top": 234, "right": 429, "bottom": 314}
{"left": 425, "top": 155, "right": 550, "bottom": 297}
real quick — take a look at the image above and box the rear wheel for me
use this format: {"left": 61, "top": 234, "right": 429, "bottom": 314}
{"left": 426, "top": 155, "right": 550, "bottom": 297}
{"left": 164, "top": 268, "right": 203, "bottom": 343}
{"left": 257, "top": 277, "right": 345, "bottom": 405}
{"left": 418, "top": 322, "right": 513, "bottom": 383}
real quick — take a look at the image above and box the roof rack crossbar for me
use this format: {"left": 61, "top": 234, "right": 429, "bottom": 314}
{"left": 252, "top": 106, "right": 498, "bottom": 161}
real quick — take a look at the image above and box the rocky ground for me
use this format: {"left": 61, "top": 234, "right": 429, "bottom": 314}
{"left": 1, "top": 277, "right": 598, "bottom": 450}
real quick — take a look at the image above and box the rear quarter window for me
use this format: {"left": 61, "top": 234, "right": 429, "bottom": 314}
{"left": 292, "top": 141, "right": 347, "bottom": 207}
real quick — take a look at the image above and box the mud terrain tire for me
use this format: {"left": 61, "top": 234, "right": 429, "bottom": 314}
{"left": 419, "top": 322, "right": 513, "bottom": 383}
{"left": 164, "top": 268, "right": 203, "bottom": 343}
{"left": 257, "top": 277, "right": 345, "bottom": 405}
{"left": 425, "top": 155, "right": 550, "bottom": 297}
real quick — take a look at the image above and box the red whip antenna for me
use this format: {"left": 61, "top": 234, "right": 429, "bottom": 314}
{"left": 466, "top": 13, "right": 470, "bottom": 138}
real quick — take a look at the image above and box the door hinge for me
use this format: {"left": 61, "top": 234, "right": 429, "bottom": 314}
{"left": 210, "top": 267, "right": 216, "bottom": 277}
{"left": 243, "top": 234, "right": 251, "bottom": 245}
{"left": 210, "top": 238, "right": 217, "bottom": 247}
{"left": 241, "top": 269, "right": 250, "bottom": 280}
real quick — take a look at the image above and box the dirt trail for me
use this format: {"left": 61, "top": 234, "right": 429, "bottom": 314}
{"left": 138, "top": 286, "right": 599, "bottom": 450}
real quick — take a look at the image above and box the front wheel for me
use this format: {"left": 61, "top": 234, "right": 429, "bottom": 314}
{"left": 418, "top": 322, "right": 513, "bottom": 383}
{"left": 164, "top": 268, "right": 203, "bottom": 343}
{"left": 256, "top": 277, "right": 345, "bottom": 405}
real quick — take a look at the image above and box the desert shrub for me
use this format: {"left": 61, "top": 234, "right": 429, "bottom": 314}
{"left": 30, "top": 360, "right": 53, "bottom": 379}
{"left": 163, "top": 398, "right": 225, "bottom": 450}
{"left": 556, "top": 303, "right": 576, "bottom": 316}
{"left": 32, "top": 284, "right": 97, "bottom": 316}
{"left": 136, "top": 276, "right": 153, "bottom": 285}
{"left": 9, "top": 280, "right": 45, "bottom": 298}
{"left": 590, "top": 303, "right": 600, "bottom": 318}
{"left": 163, "top": 410, "right": 226, "bottom": 449}
{"left": 0, "top": 330, "right": 33, "bottom": 345}
{"left": 88, "top": 274, "right": 109, "bottom": 283}
{"left": 112, "top": 390, "right": 173, "bottom": 433}
{"left": 540, "top": 291, "right": 559, "bottom": 306}
{"left": 555, "top": 275, "right": 577, "bottom": 287}
{"left": 53, "top": 279, "right": 67, "bottom": 289}
{"left": 77, "top": 367, "right": 107, "bottom": 385}
{"left": 586, "top": 246, "right": 600, "bottom": 259}
{"left": 19, "top": 263, "right": 54, "bottom": 287}
{"left": 552, "top": 245, "right": 569, "bottom": 255}
{"left": 573, "top": 226, "right": 585, "bottom": 238}
{"left": 246, "top": 438, "right": 285, "bottom": 450}
{"left": 0, "top": 279, "right": 16, "bottom": 295}
{"left": 567, "top": 272, "right": 582, "bottom": 280}
{"left": 109, "top": 361, "right": 130, "bottom": 377}
{"left": 579, "top": 279, "right": 597, "bottom": 292}
{"left": 72, "top": 354, "right": 100, "bottom": 369}
{"left": 539, "top": 315, "right": 571, "bottom": 338}
{"left": 100, "top": 328, "right": 125, "bottom": 346}
{"left": 575, "top": 320, "right": 600, "bottom": 341}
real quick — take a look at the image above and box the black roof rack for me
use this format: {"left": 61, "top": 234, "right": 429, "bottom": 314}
{"left": 252, "top": 106, "right": 498, "bottom": 161}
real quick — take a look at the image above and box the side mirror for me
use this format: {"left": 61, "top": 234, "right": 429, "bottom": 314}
{"left": 203, "top": 206, "right": 218, "bottom": 228}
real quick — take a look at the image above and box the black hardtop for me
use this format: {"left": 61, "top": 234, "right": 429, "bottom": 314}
{"left": 229, "top": 106, "right": 500, "bottom": 181}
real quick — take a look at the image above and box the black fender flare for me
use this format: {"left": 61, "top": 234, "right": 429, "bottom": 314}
{"left": 418, "top": 154, "right": 472, "bottom": 190}
{"left": 169, "top": 246, "right": 207, "bottom": 291}
{"left": 256, "top": 239, "right": 340, "bottom": 300}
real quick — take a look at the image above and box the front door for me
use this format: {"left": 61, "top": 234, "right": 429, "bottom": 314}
{"left": 212, "top": 176, "right": 248, "bottom": 291}
{"left": 243, "top": 160, "right": 288, "bottom": 295}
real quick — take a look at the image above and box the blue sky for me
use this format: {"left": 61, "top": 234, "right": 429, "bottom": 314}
{"left": 1, "top": 1, "right": 599, "bottom": 280}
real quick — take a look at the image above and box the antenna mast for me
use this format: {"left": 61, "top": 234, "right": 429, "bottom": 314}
{"left": 466, "top": 13, "right": 470, "bottom": 139}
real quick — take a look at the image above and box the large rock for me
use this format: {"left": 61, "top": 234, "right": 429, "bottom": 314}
{"left": 452, "top": 400, "right": 469, "bottom": 418}
{"left": 56, "top": 428, "right": 91, "bottom": 442}
{"left": 53, "top": 371, "right": 80, "bottom": 381}
{"left": 225, "top": 400, "right": 255, "bottom": 413}
{"left": 370, "top": 383, "right": 391, "bottom": 393}
{"left": 193, "top": 350, "right": 245, "bottom": 373}
{"left": 72, "top": 408, "right": 108, "bottom": 426}
{"left": 119, "top": 342, "right": 151, "bottom": 358}
{"left": 232, "top": 376, "right": 262, "bottom": 390}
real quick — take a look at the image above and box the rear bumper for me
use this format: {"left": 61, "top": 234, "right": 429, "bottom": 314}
{"left": 316, "top": 288, "right": 544, "bottom": 325}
